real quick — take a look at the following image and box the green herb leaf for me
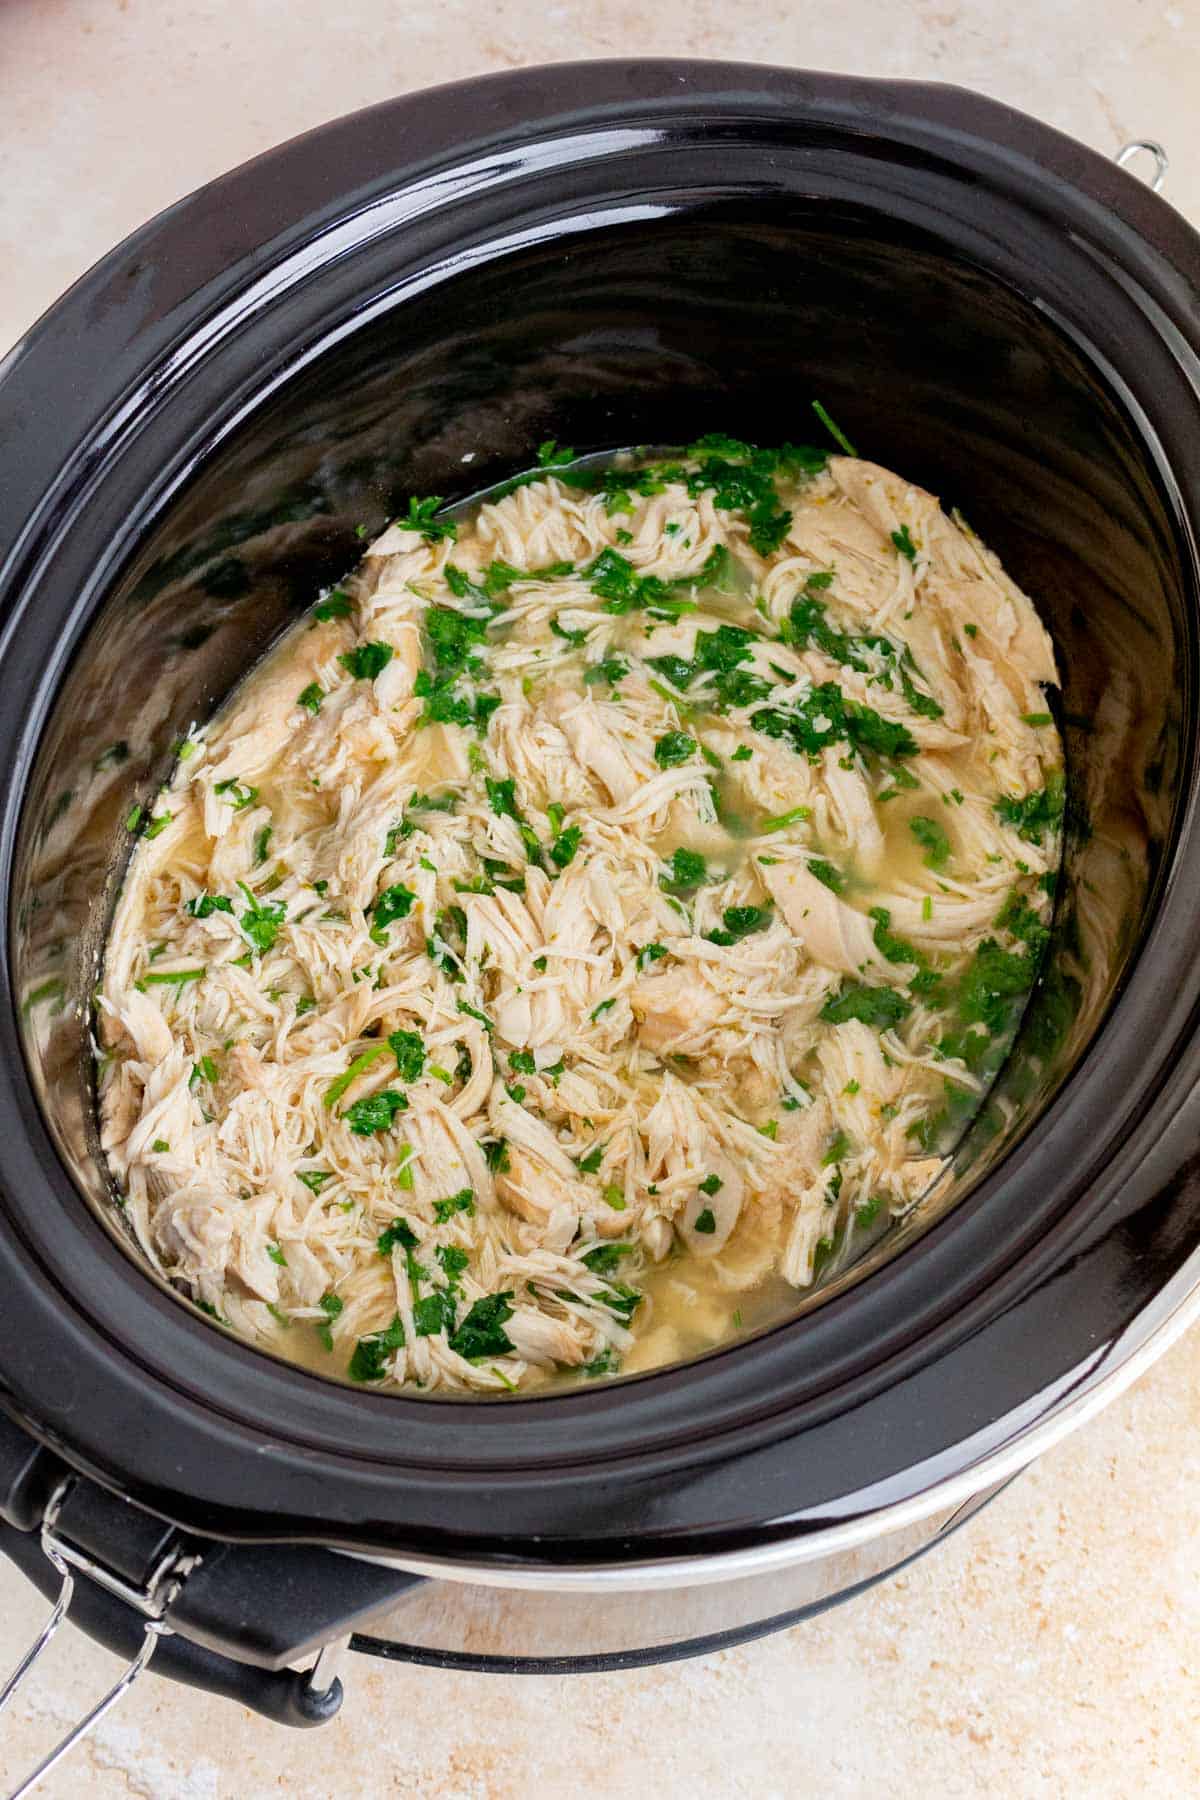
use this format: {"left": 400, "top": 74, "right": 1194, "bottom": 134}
{"left": 313, "top": 590, "right": 353, "bottom": 621}
{"left": 807, "top": 857, "right": 845, "bottom": 892}
{"left": 401, "top": 495, "right": 457, "bottom": 542}
{"left": 186, "top": 892, "right": 233, "bottom": 918}
{"left": 811, "top": 400, "right": 858, "bottom": 456}
{"left": 139, "top": 967, "right": 206, "bottom": 989}
{"left": 349, "top": 1313, "right": 406, "bottom": 1381}
{"left": 549, "top": 824, "right": 582, "bottom": 868}
{"left": 388, "top": 1028, "right": 426, "bottom": 1081}
{"left": 704, "top": 904, "right": 772, "bottom": 946}
{"left": 819, "top": 982, "right": 913, "bottom": 1029}
{"left": 993, "top": 772, "right": 1065, "bottom": 845}
{"left": 342, "top": 1089, "right": 409, "bottom": 1135}
{"left": 323, "top": 1042, "right": 389, "bottom": 1107}
{"left": 448, "top": 1292, "right": 515, "bottom": 1360}
{"left": 413, "top": 1291, "right": 457, "bottom": 1338}
{"left": 654, "top": 731, "right": 697, "bottom": 769}
{"left": 537, "top": 439, "right": 575, "bottom": 468}
{"left": 236, "top": 882, "right": 286, "bottom": 955}
{"left": 370, "top": 883, "right": 416, "bottom": 943}
{"left": 339, "top": 641, "right": 395, "bottom": 681}
{"left": 433, "top": 1188, "right": 475, "bottom": 1223}
{"left": 910, "top": 815, "right": 951, "bottom": 868}
{"left": 660, "top": 847, "right": 707, "bottom": 892}
{"left": 582, "top": 1242, "right": 634, "bottom": 1274}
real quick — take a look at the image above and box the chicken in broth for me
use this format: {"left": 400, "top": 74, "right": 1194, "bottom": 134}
{"left": 98, "top": 434, "right": 1064, "bottom": 1394}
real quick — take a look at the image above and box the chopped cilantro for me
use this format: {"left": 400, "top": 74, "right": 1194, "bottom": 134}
{"left": 582, "top": 1242, "right": 634, "bottom": 1274}
{"left": 433, "top": 1187, "right": 475, "bottom": 1223}
{"left": 808, "top": 857, "right": 845, "bottom": 892}
{"left": 993, "top": 773, "right": 1065, "bottom": 845}
{"left": 694, "top": 1207, "right": 717, "bottom": 1234}
{"left": 583, "top": 655, "right": 628, "bottom": 687}
{"left": 236, "top": 882, "right": 286, "bottom": 955}
{"left": 448, "top": 1292, "right": 514, "bottom": 1360}
{"left": 297, "top": 682, "right": 323, "bottom": 715}
{"left": 370, "top": 882, "right": 416, "bottom": 943}
{"left": 324, "top": 1042, "right": 389, "bottom": 1106}
{"left": 413, "top": 1291, "right": 457, "bottom": 1338}
{"left": 342, "top": 1089, "right": 409, "bottom": 1135}
{"left": 456, "top": 999, "right": 493, "bottom": 1036}
{"left": 186, "top": 892, "right": 233, "bottom": 918}
{"left": 550, "top": 615, "right": 587, "bottom": 647}
{"left": 139, "top": 966, "right": 205, "bottom": 989}
{"left": 400, "top": 495, "right": 457, "bottom": 542}
{"left": 821, "top": 1129, "right": 851, "bottom": 1167}
{"left": 339, "top": 641, "right": 394, "bottom": 681}
{"left": 637, "top": 942, "right": 667, "bottom": 969}
{"left": 760, "top": 805, "right": 812, "bottom": 832}
{"left": 349, "top": 1314, "right": 406, "bottom": 1381}
{"left": 910, "top": 815, "right": 951, "bottom": 868}
{"left": 819, "top": 982, "right": 912, "bottom": 1028}
{"left": 313, "top": 590, "right": 353, "bottom": 621}
{"left": 891, "top": 524, "right": 918, "bottom": 562}
{"left": 550, "top": 824, "right": 583, "bottom": 868}
{"left": 537, "top": 438, "right": 575, "bottom": 467}
{"left": 316, "top": 1291, "right": 343, "bottom": 1352}
{"left": 855, "top": 1195, "right": 885, "bottom": 1228}
{"left": 700, "top": 1173, "right": 723, "bottom": 1195}
{"left": 297, "top": 1170, "right": 332, "bottom": 1194}
{"left": 599, "top": 1282, "right": 642, "bottom": 1321}
{"left": 214, "top": 778, "right": 259, "bottom": 810}
{"left": 437, "top": 1245, "right": 470, "bottom": 1285}
{"left": 654, "top": 731, "right": 697, "bottom": 769}
{"left": 660, "top": 847, "right": 707, "bottom": 892}
{"left": 704, "top": 904, "right": 772, "bottom": 945}
{"left": 811, "top": 400, "right": 857, "bottom": 456}
{"left": 388, "top": 1028, "right": 426, "bottom": 1081}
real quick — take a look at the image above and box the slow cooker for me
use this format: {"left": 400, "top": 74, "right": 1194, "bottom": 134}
{"left": 1, "top": 58, "right": 1198, "bottom": 1789}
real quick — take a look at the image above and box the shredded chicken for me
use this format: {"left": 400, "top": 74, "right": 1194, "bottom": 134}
{"left": 99, "top": 441, "right": 1063, "bottom": 1394}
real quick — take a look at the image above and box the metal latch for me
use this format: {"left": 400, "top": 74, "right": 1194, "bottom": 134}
{"left": 0, "top": 1476, "right": 199, "bottom": 1800}
{"left": 1116, "top": 139, "right": 1169, "bottom": 193}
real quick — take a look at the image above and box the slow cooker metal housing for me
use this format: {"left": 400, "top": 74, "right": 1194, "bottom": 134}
{"left": 2, "top": 63, "right": 1200, "bottom": 1606}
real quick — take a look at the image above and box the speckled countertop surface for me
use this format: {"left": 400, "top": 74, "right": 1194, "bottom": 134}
{"left": 3, "top": 3, "right": 1199, "bottom": 1794}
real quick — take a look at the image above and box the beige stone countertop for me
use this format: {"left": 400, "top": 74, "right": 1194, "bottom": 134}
{"left": 3, "top": 2, "right": 1200, "bottom": 1794}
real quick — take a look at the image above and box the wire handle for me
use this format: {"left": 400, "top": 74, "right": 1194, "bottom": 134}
{"left": 1116, "top": 140, "right": 1169, "bottom": 194}
{"left": 3, "top": 1619, "right": 169, "bottom": 1800}
{"left": 0, "top": 1554, "right": 73, "bottom": 1723}
{"left": 0, "top": 1477, "right": 193, "bottom": 1800}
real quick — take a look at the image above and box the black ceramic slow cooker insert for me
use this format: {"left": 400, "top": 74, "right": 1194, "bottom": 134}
{"left": 1, "top": 60, "right": 1200, "bottom": 1726}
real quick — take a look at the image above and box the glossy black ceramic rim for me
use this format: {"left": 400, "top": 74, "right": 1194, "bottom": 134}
{"left": 2, "top": 61, "right": 1200, "bottom": 1566}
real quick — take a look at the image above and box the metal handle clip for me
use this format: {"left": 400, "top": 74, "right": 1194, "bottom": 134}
{"left": 0, "top": 1478, "right": 196, "bottom": 1800}
{"left": 1116, "top": 140, "right": 1169, "bottom": 194}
